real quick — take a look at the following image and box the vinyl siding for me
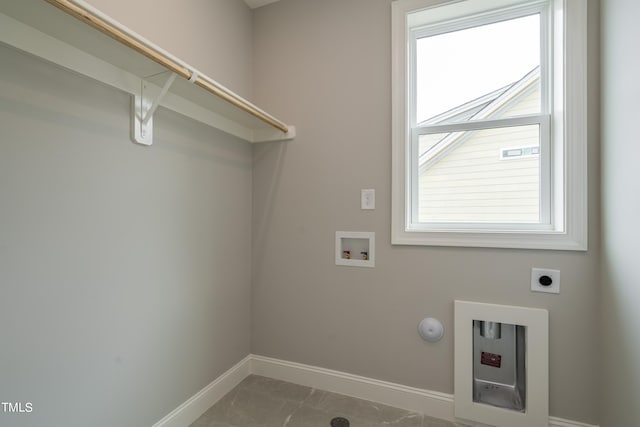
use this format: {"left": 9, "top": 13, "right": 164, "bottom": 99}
{"left": 418, "top": 90, "right": 540, "bottom": 223}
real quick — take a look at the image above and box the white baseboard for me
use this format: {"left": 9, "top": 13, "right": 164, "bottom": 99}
{"left": 548, "top": 417, "right": 600, "bottom": 427}
{"left": 151, "top": 353, "right": 598, "bottom": 427}
{"left": 250, "top": 354, "right": 455, "bottom": 421}
{"left": 151, "top": 355, "right": 252, "bottom": 427}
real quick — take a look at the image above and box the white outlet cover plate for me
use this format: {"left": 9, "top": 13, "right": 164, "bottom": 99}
{"left": 531, "top": 268, "right": 560, "bottom": 294}
{"left": 361, "top": 189, "right": 375, "bottom": 210}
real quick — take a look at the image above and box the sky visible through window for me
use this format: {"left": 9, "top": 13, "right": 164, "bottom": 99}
{"left": 416, "top": 14, "right": 540, "bottom": 123}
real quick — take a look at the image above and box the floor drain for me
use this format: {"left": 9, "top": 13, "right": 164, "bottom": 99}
{"left": 330, "top": 417, "right": 350, "bottom": 427}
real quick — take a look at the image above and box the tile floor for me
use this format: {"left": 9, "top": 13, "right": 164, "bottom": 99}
{"left": 189, "top": 375, "right": 467, "bottom": 427}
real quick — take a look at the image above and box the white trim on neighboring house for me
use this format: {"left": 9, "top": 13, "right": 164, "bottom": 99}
{"left": 418, "top": 67, "right": 540, "bottom": 173}
{"left": 152, "top": 354, "right": 600, "bottom": 427}
{"left": 419, "top": 85, "right": 511, "bottom": 126}
{"left": 473, "top": 67, "right": 541, "bottom": 121}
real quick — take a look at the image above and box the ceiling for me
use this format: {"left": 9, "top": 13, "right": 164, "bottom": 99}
{"left": 243, "top": 0, "right": 281, "bottom": 9}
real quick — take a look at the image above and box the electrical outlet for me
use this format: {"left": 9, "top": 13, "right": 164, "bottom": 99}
{"left": 531, "top": 268, "right": 560, "bottom": 294}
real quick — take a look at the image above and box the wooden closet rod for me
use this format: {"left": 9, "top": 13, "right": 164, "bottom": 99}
{"left": 44, "top": 0, "right": 290, "bottom": 134}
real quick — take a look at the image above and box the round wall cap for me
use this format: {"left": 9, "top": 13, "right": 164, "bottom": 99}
{"left": 418, "top": 317, "right": 444, "bottom": 342}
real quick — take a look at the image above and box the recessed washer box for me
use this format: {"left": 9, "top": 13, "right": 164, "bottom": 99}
{"left": 335, "top": 231, "right": 375, "bottom": 268}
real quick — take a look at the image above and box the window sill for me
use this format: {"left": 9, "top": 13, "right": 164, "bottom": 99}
{"left": 391, "top": 227, "right": 587, "bottom": 251}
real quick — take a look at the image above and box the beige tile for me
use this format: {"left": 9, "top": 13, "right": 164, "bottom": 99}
{"left": 240, "top": 375, "right": 313, "bottom": 403}
{"left": 284, "top": 405, "right": 346, "bottom": 427}
{"left": 189, "top": 376, "right": 454, "bottom": 427}
{"left": 361, "top": 412, "right": 423, "bottom": 427}
{"left": 197, "top": 387, "right": 240, "bottom": 421}
{"left": 221, "top": 386, "right": 299, "bottom": 427}
{"left": 422, "top": 415, "right": 459, "bottom": 427}
{"left": 303, "top": 389, "right": 422, "bottom": 425}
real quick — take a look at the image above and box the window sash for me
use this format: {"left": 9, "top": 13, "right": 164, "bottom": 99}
{"left": 408, "top": 1, "right": 551, "bottom": 128}
{"left": 409, "top": 115, "right": 551, "bottom": 231}
{"left": 406, "top": 1, "right": 552, "bottom": 232}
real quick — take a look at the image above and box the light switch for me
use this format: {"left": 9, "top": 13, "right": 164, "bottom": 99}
{"left": 361, "top": 189, "right": 375, "bottom": 210}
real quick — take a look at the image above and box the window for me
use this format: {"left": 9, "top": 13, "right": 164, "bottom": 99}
{"left": 391, "top": 0, "right": 587, "bottom": 250}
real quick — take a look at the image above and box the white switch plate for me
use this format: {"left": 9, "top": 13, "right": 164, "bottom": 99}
{"left": 531, "top": 268, "right": 560, "bottom": 294}
{"left": 361, "top": 189, "right": 375, "bottom": 210}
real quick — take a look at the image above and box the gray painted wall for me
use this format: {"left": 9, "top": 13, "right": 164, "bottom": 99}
{"left": 0, "top": 1, "right": 253, "bottom": 426}
{"left": 86, "top": 0, "right": 254, "bottom": 99}
{"left": 251, "top": 0, "right": 601, "bottom": 424}
{"left": 601, "top": 0, "right": 640, "bottom": 426}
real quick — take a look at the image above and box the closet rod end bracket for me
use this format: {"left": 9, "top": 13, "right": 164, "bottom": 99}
{"left": 132, "top": 94, "right": 153, "bottom": 146}
{"left": 131, "top": 73, "right": 178, "bottom": 146}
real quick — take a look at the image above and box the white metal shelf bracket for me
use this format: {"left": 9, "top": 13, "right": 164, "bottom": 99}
{"left": 132, "top": 72, "right": 178, "bottom": 145}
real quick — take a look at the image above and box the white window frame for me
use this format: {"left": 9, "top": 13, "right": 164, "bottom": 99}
{"left": 391, "top": 0, "right": 587, "bottom": 250}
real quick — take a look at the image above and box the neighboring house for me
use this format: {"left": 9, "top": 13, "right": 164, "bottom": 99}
{"left": 418, "top": 67, "right": 541, "bottom": 223}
